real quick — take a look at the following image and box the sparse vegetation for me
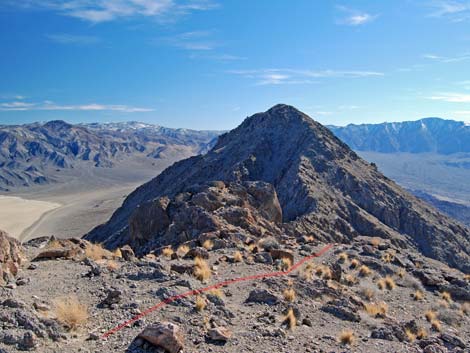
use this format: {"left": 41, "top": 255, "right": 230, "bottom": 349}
{"left": 396, "top": 268, "right": 406, "bottom": 278}
{"left": 344, "top": 274, "right": 357, "bottom": 286}
{"left": 113, "top": 248, "right": 122, "bottom": 258}
{"left": 162, "top": 247, "right": 174, "bottom": 258}
{"left": 195, "top": 296, "right": 206, "bottom": 312}
{"left": 359, "top": 287, "right": 375, "bottom": 300}
{"left": 280, "top": 257, "right": 292, "bottom": 271}
{"left": 283, "top": 288, "right": 296, "bottom": 302}
{"left": 381, "top": 252, "right": 394, "bottom": 263}
{"left": 416, "top": 327, "right": 428, "bottom": 339}
{"left": 301, "top": 262, "right": 314, "bottom": 280}
{"left": 405, "top": 328, "right": 416, "bottom": 342}
{"left": 338, "top": 252, "right": 348, "bottom": 263}
{"left": 461, "top": 302, "right": 470, "bottom": 316}
{"left": 202, "top": 239, "right": 214, "bottom": 250}
{"left": 464, "top": 274, "right": 470, "bottom": 281}
{"left": 194, "top": 257, "right": 211, "bottom": 282}
{"left": 350, "top": 259, "right": 360, "bottom": 269}
{"left": 208, "top": 288, "right": 223, "bottom": 298}
{"left": 431, "top": 319, "right": 442, "bottom": 332}
{"left": 425, "top": 310, "right": 437, "bottom": 322}
{"left": 441, "top": 291, "right": 452, "bottom": 303}
{"left": 233, "top": 251, "right": 243, "bottom": 262}
{"left": 315, "top": 264, "right": 332, "bottom": 279}
{"left": 358, "top": 265, "right": 372, "bottom": 277}
{"left": 377, "top": 276, "right": 395, "bottom": 290}
{"left": 176, "top": 244, "right": 190, "bottom": 257}
{"left": 106, "top": 260, "right": 120, "bottom": 272}
{"left": 370, "top": 237, "right": 381, "bottom": 247}
{"left": 54, "top": 296, "right": 88, "bottom": 330}
{"left": 364, "top": 301, "right": 388, "bottom": 318}
{"left": 85, "top": 243, "right": 113, "bottom": 261}
{"left": 338, "top": 329, "right": 355, "bottom": 345}
{"left": 412, "top": 290, "right": 424, "bottom": 301}
{"left": 283, "top": 308, "right": 297, "bottom": 330}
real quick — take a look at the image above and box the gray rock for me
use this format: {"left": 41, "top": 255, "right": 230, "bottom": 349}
{"left": 245, "top": 289, "right": 280, "bottom": 305}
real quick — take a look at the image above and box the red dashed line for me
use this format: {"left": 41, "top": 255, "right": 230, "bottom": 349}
{"left": 101, "top": 243, "right": 334, "bottom": 339}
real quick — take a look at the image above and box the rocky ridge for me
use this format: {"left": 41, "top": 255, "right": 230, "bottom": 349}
{"left": 87, "top": 104, "right": 470, "bottom": 272}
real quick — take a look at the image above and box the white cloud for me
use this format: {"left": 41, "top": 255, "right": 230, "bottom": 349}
{"left": 46, "top": 33, "right": 101, "bottom": 45}
{"left": 427, "top": 92, "right": 470, "bottom": 102}
{"left": 423, "top": 52, "right": 470, "bottom": 63}
{"left": 427, "top": 0, "right": 470, "bottom": 21}
{"left": 336, "top": 5, "right": 378, "bottom": 26}
{"left": 229, "top": 68, "right": 384, "bottom": 85}
{"left": 0, "top": 100, "right": 154, "bottom": 112}
{"left": 5, "top": 0, "right": 218, "bottom": 23}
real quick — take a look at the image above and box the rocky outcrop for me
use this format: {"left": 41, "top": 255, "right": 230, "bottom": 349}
{"left": 87, "top": 104, "right": 470, "bottom": 272}
{"left": 127, "top": 181, "right": 283, "bottom": 255}
{"left": 0, "top": 230, "right": 24, "bottom": 285}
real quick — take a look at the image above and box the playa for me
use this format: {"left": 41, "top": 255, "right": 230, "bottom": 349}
{"left": 0, "top": 196, "right": 61, "bottom": 240}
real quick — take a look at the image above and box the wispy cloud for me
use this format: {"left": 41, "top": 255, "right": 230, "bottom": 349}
{"left": 427, "top": 92, "right": 470, "bottom": 102}
{"left": 5, "top": 0, "right": 218, "bottom": 23}
{"left": 423, "top": 52, "right": 470, "bottom": 63}
{"left": 229, "top": 68, "right": 384, "bottom": 85}
{"left": 0, "top": 100, "right": 154, "bottom": 112}
{"left": 427, "top": 0, "right": 470, "bottom": 21}
{"left": 336, "top": 5, "right": 378, "bottom": 26}
{"left": 158, "top": 30, "right": 218, "bottom": 50}
{"left": 46, "top": 33, "right": 101, "bottom": 45}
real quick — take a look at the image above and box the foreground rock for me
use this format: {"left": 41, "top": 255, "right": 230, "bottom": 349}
{"left": 138, "top": 322, "right": 184, "bottom": 353}
{"left": 0, "top": 230, "right": 24, "bottom": 285}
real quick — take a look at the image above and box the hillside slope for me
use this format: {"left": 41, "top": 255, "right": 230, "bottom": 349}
{"left": 86, "top": 105, "right": 470, "bottom": 272}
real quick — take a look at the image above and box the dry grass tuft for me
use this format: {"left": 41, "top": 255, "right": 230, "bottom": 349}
{"left": 425, "top": 310, "right": 437, "bottom": 322}
{"left": 384, "top": 276, "right": 396, "bottom": 290}
{"left": 412, "top": 290, "right": 424, "bottom": 301}
{"left": 364, "top": 301, "right": 388, "bottom": 318}
{"left": 283, "top": 288, "right": 296, "bottom": 302}
{"left": 417, "top": 327, "right": 428, "bottom": 339}
{"left": 106, "top": 260, "right": 120, "bottom": 272}
{"left": 350, "top": 259, "right": 360, "bottom": 269}
{"left": 202, "top": 239, "right": 214, "bottom": 250}
{"left": 315, "top": 265, "right": 332, "bottom": 279}
{"left": 195, "top": 296, "right": 206, "bottom": 312}
{"left": 405, "top": 328, "right": 416, "bottom": 342}
{"left": 176, "top": 244, "right": 190, "bottom": 257}
{"left": 113, "top": 248, "right": 122, "bottom": 258}
{"left": 344, "top": 274, "right": 357, "bottom": 286}
{"left": 381, "top": 252, "right": 394, "bottom": 263}
{"left": 283, "top": 308, "right": 297, "bottom": 330}
{"left": 370, "top": 237, "right": 381, "bottom": 247}
{"left": 431, "top": 319, "right": 442, "bottom": 332}
{"left": 47, "top": 239, "right": 62, "bottom": 249}
{"left": 396, "top": 268, "right": 406, "bottom": 278}
{"left": 54, "top": 296, "right": 88, "bottom": 330}
{"left": 280, "top": 257, "right": 292, "bottom": 271}
{"left": 85, "top": 243, "right": 113, "bottom": 261}
{"left": 301, "top": 262, "right": 314, "bottom": 280}
{"left": 441, "top": 291, "right": 452, "bottom": 303}
{"left": 338, "top": 252, "right": 348, "bottom": 263}
{"left": 464, "top": 274, "right": 470, "bottom": 281}
{"left": 358, "top": 265, "right": 372, "bottom": 277}
{"left": 194, "top": 257, "right": 211, "bottom": 282}
{"left": 338, "top": 329, "right": 355, "bottom": 345}
{"left": 208, "top": 288, "right": 223, "bottom": 298}
{"left": 162, "top": 247, "right": 174, "bottom": 258}
{"left": 233, "top": 251, "right": 243, "bottom": 262}
{"left": 360, "top": 287, "right": 375, "bottom": 301}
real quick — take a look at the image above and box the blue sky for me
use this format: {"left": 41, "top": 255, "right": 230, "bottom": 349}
{"left": 1, "top": 0, "right": 470, "bottom": 130}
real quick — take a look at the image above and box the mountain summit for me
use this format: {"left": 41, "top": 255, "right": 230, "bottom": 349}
{"left": 86, "top": 104, "right": 470, "bottom": 271}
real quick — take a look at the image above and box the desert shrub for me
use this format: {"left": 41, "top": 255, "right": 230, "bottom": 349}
{"left": 54, "top": 296, "right": 88, "bottom": 330}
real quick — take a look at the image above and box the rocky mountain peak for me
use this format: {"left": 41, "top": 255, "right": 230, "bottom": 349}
{"left": 42, "top": 120, "right": 73, "bottom": 131}
{"left": 86, "top": 105, "right": 470, "bottom": 272}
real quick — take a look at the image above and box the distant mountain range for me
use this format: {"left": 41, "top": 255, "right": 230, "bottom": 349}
{"left": 328, "top": 118, "right": 470, "bottom": 154}
{"left": 328, "top": 118, "right": 470, "bottom": 227}
{"left": 0, "top": 120, "right": 220, "bottom": 190}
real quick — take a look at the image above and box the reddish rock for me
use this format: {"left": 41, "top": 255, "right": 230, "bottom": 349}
{"left": 0, "top": 230, "right": 25, "bottom": 284}
{"left": 138, "top": 322, "right": 184, "bottom": 353}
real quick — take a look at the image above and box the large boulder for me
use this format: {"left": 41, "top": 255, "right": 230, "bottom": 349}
{"left": 0, "top": 230, "right": 25, "bottom": 285}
